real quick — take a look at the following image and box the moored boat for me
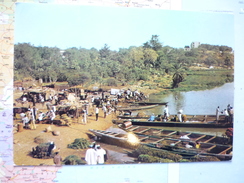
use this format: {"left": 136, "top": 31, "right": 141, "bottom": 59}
{"left": 120, "top": 125, "right": 232, "bottom": 145}
{"left": 117, "top": 104, "right": 159, "bottom": 111}
{"left": 134, "top": 102, "right": 168, "bottom": 105}
{"left": 89, "top": 129, "right": 140, "bottom": 149}
{"left": 113, "top": 114, "right": 233, "bottom": 128}
{"left": 89, "top": 127, "right": 232, "bottom": 161}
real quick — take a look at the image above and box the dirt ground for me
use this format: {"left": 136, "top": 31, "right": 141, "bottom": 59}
{"left": 13, "top": 95, "right": 135, "bottom": 166}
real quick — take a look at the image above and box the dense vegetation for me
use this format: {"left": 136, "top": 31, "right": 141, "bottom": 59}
{"left": 14, "top": 35, "right": 234, "bottom": 90}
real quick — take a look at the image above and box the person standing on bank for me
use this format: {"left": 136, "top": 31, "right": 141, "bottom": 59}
{"left": 85, "top": 144, "right": 97, "bottom": 165}
{"left": 96, "top": 145, "right": 107, "bottom": 165}
{"left": 102, "top": 105, "right": 107, "bottom": 118}
{"left": 95, "top": 107, "right": 99, "bottom": 121}
{"left": 82, "top": 109, "right": 87, "bottom": 124}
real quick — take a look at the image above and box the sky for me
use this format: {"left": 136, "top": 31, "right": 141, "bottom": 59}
{"left": 15, "top": 3, "right": 234, "bottom": 51}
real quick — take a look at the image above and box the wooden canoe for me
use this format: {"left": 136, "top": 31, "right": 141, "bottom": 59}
{"left": 117, "top": 114, "right": 226, "bottom": 121}
{"left": 89, "top": 128, "right": 232, "bottom": 161}
{"left": 134, "top": 102, "right": 168, "bottom": 105}
{"left": 117, "top": 104, "right": 159, "bottom": 111}
{"left": 89, "top": 129, "right": 140, "bottom": 149}
{"left": 120, "top": 125, "right": 232, "bottom": 145}
{"left": 113, "top": 114, "right": 233, "bottom": 128}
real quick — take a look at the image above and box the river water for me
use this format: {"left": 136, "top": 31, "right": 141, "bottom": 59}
{"left": 133, "top": 82, "right": 234, "bottom": 136}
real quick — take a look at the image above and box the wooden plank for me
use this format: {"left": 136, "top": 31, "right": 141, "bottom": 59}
{"left": 206, "top": 145, "right": 216, "bottom": 152}
{"left": 203, "top": 136, "right": 216, "bottom": 143}
{"left": 128, "top": 126, "right": 140, "bottom": 131}
{"left": 153, "top": 138, "right": 165, "bottom": 144}
{"left": 174, "top": 140, "right": 182, "bottom": 145}
{"left": 139, "top": 136, "right": 149, "bottom": 141}
{"left": 165, "top": 131, "right": 177, "bottom": 136}
{"left": 138, "top": 128, "right": 151, "bottom": 134}
{"left": 219, "top": 147, "right": 232, "bottom": 155}
{"left": 195, "top": 135, "right": 206, "bottom": 141}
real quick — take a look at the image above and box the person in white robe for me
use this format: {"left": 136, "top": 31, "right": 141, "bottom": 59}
{"left": 96, "top": 145, "right": 106, "bottom": 164}
{"left": 177, "top": 109, "right": 183, "bottom": 122}
{"left": 85, "top": 145, "right": 97, "bottom": 165}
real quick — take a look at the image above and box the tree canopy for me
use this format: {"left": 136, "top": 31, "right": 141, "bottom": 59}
{"left": 14, "top": 36, "right": 234, "bottom": 88}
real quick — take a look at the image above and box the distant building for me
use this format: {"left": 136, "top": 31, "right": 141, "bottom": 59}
{"left": 191, "top": 42, "right": 200, "bottom": 48}
{"left": 60, "top": 50, "right": 65, "bottom": 58}
{"left": 184, "top": 46, "right": 191, "bottom": 51}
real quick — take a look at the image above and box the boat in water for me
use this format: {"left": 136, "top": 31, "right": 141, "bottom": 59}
{"left": 113, "top": 114, "right": 233, "bottom": 128}
{"left": 89, "top": 126, "right": 232, "bottom": 161}
{"left": 116, "top": 104, "right": 159, "bottom": 112}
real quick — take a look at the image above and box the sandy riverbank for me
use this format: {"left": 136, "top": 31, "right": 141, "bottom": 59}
{"left": 13, "top": 99, "right": 134, "bottom": 166}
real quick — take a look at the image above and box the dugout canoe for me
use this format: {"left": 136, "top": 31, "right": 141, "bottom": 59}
{"left": 89, "top": 129, "right": 140, "bottom": 149}
{"left": 89, "top": 128, "right": 232, "bottom": 160}
{"left": 120, "top": 125, "right": 232, "bottom": 145}
{"left": 134, "top": 102, "right": 168, "bottom": 105}
{"left": 117, "top": 104, "right": 159, "bottom": 111}
{"left": 130, "top": 125, "right": 233, "bottom": 160}
{"left": 113, "top": 114, "right": 233, "bottom": 128}
{"left": 117, "top": 114, "right": 226, "bottom": 121}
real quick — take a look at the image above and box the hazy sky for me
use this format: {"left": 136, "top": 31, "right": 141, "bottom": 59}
{"left": 15, "top": 3, "right": 234, "bottom": 51}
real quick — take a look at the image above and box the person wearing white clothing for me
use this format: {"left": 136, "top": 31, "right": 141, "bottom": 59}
{"left": 216, "top": 106, "right": 220, "bottom": 121}
{"left": 96, "top": 145, "right": 107, "bottom": 164}
{"left": 177, "top": 109, "right": 183, "bottom": 122}
{"left": 102, "top": 105, "right": 107, "bottom": 118}
{"left": 95, "top": 107, "right": 99, "bottom": 121}
{"left": 82, "top": 110, "right": 87, "bottom": 124}
{"left": 163, "top": 105, "right": 169, "bottom": 121}
{"left": 85, "top": 145, "right": 97, "bottom": 165}
{"left": 224, "top": 109, "right": 229, "bottom": 123}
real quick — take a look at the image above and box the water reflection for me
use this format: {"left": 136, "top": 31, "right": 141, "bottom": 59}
{"left": 132, "top": 82, "right": 234, "bottom": 134}
{"left": 149, "top": 82, "right": 234, "bottom": 115}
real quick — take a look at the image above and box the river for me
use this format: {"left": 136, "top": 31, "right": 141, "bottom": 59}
{"left": 132, "top": 82, "right": 234, "bottom": 136}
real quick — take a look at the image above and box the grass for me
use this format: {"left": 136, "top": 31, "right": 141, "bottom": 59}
{"left": 155, "top": 69, "right": 234, "bottom": 94}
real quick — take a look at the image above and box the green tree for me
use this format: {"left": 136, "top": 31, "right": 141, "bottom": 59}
{"left": 171, "top": 64, "right": 185, "bottom": 88}
{"left": 99, "top": 44, "right": 111, "bottom": 59}
{"left": 143, "top": 35, "right": 163, "bottom": 51}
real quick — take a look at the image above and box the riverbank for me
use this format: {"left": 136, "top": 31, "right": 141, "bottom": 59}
{"left": 13, "top": 94, "right": 134, "bottom": 166}
{"left": 92, "top": 68, "right": 234, "bottom": 96}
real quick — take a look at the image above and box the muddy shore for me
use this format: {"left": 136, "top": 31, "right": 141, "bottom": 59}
{"left": 13, "top": 91, "right": 138, "bottom": 166}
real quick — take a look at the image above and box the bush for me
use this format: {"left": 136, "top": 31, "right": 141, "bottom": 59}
{"left": 138, "top": 154, "right": 174, "bottom": 163}
{"left": 63, "top": 155, "right": 86, "bottom": 165}
{"left": 128, "top": 145, "right": 182, "bottom": 162}
{"left": 67, "top": 138, "right": 90, "bottom": 149}
{"left": 190, "top": 155, "right": 220, "bottom": 162}
{"left": 106, "top": 78, "right": 118, "bottom": 86}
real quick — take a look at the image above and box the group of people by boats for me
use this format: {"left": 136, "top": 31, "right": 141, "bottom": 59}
{"left": 85, "top": 143, "right": 108, "bottom": 165}
{"left": 14, "top": 85, "right": 233, "bottom": 164}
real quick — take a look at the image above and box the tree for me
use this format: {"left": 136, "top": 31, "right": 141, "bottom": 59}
{"left": 143, "top": 35, "right": 163, "bottom": 51}
{"left": 143, "top": 48, "right": 158, "bottom": 68}
{"left": 99, "top": 44, "right": 111, "bottom": 59}
{"left": 171, "top": 64, "right": 185, "bottom": 88}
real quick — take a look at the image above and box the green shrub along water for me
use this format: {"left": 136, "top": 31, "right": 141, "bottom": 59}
{"left": 156, "top": 69, "right": 234, "bottom": 95}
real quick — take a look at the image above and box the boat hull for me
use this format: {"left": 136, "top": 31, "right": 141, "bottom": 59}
{"left": 117, "top": 104, "right": 158, "bottom": 111}
{"left": 113, "top": 119, "right": 233, "bottom": 128}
